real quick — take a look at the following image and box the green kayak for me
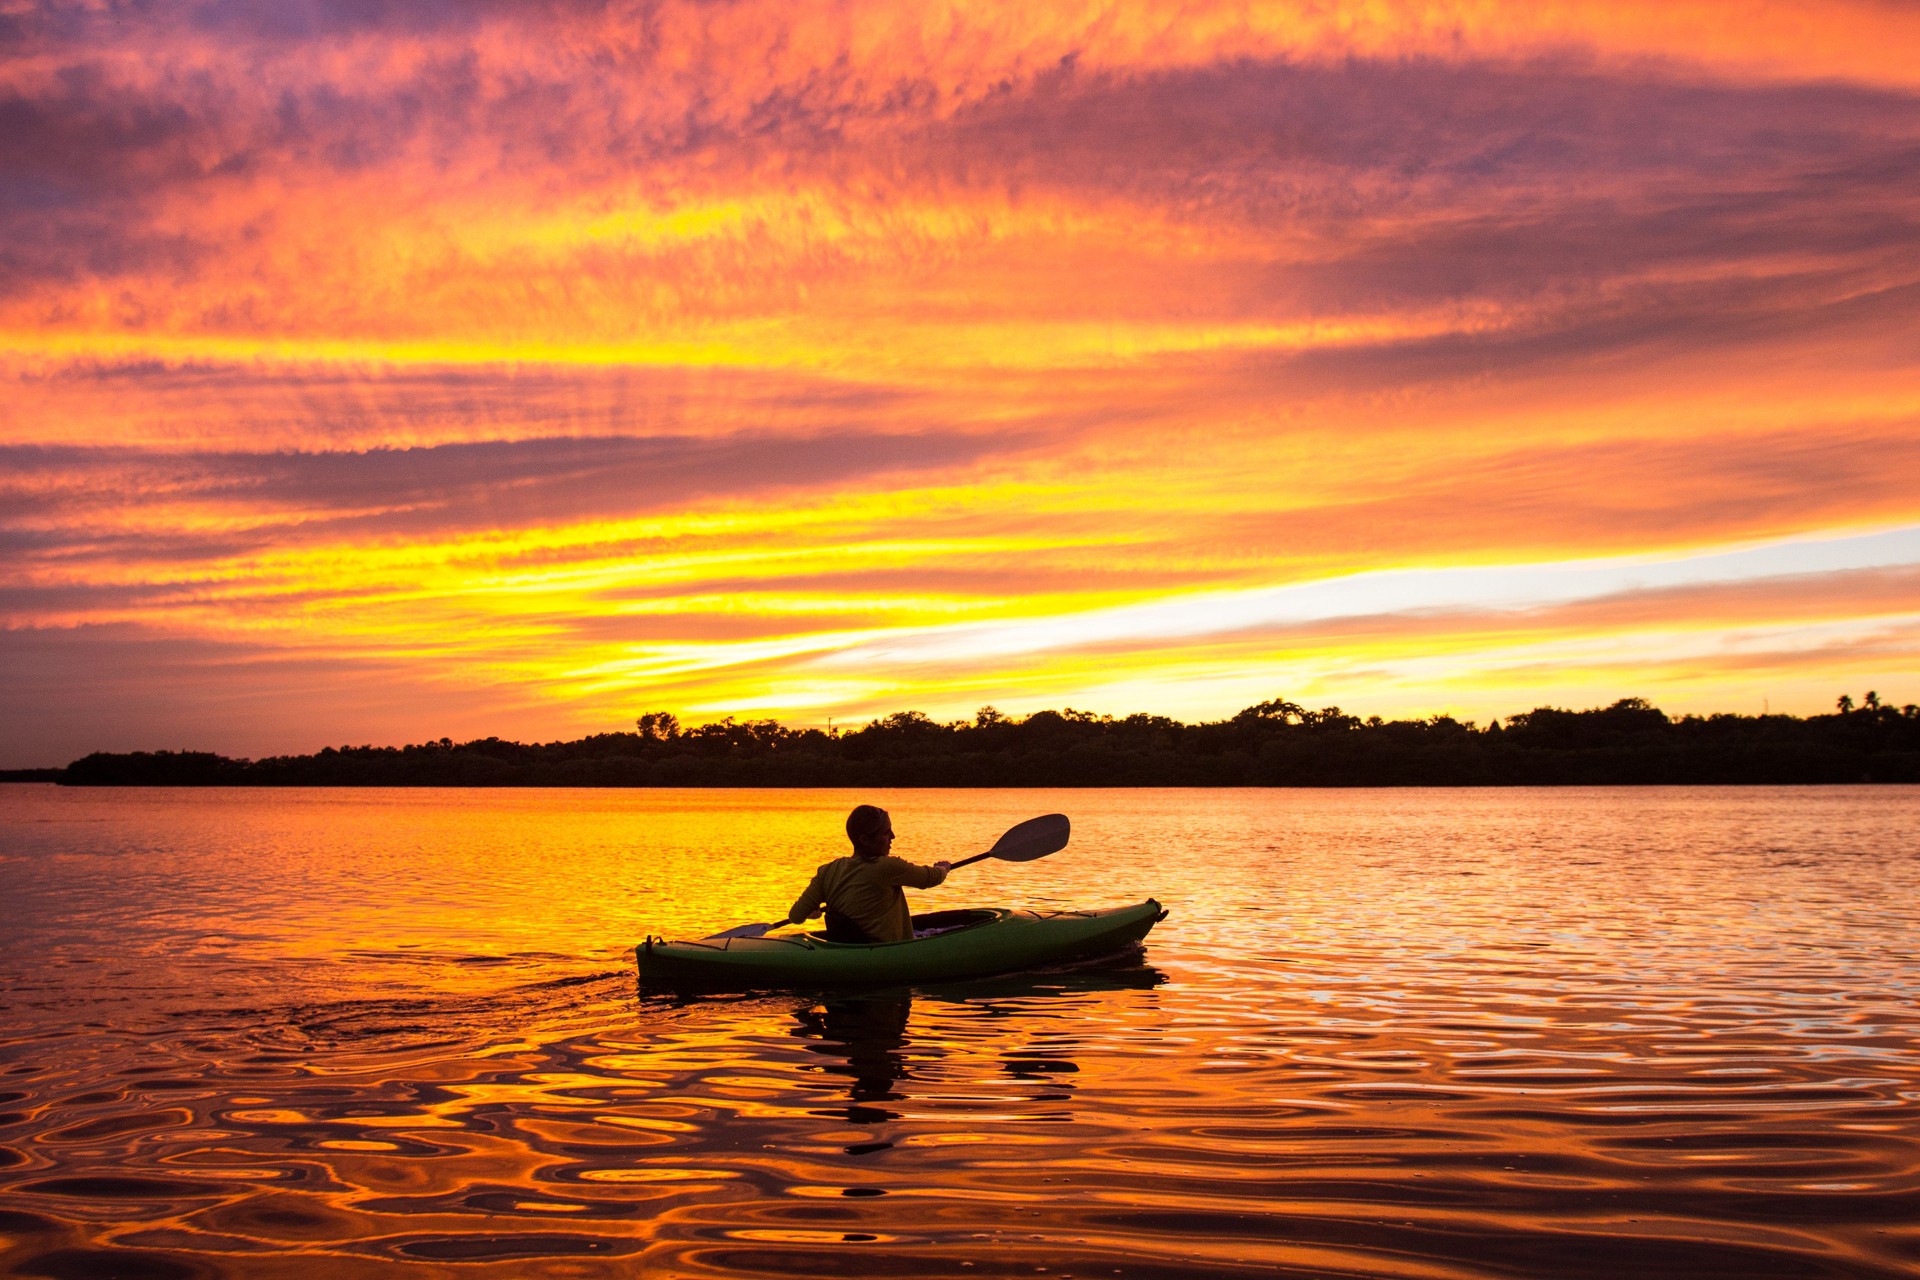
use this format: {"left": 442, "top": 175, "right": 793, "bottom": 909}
{"left": 637, "top": 899, "right": 1166, "bottom": 990}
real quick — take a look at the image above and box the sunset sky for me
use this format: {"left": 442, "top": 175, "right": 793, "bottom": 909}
{"left": 4, "top": 0, "right": 1918, "bottom": 766}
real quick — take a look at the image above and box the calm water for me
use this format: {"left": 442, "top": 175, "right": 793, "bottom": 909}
{"left": 1, "top": 785, "right": 1918, "bottom": 1279}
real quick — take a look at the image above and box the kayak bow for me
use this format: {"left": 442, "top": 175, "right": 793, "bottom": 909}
{"left": 638, "top": 899, "right": 1166, "bottom": 990}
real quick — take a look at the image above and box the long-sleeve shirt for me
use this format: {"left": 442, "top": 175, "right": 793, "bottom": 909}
{"left": 787, "top": 854, "right": 948, "bottom": 943}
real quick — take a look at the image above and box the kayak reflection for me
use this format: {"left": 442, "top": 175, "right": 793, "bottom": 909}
{"left": 784, "top": 961, "right": 1168, "bottom": 1129}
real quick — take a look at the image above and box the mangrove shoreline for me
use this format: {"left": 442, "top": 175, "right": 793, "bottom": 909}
{"left": 27, "top": 695, "right": 1920, "bottom": 787}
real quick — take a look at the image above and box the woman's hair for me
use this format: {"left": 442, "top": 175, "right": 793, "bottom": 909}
{"left": 845, "top": 804, "right": 890, "bottom": 859}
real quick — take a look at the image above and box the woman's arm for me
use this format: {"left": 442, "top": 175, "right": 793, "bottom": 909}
{"left": 883, "top": 857, "right": 951, "bottom": 889}
{"left": 787, "top": 868, "right": 828, "bottom": 924}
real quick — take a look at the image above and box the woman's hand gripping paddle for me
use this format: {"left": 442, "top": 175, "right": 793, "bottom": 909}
{"left": 705, "top": 814, "right": 1071, "bottom": 939}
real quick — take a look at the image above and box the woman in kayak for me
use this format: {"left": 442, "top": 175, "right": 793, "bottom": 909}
{"left": 787, "top": 805, "right": 951, "bottom": 943}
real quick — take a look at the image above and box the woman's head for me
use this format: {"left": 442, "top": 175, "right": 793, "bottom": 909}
{"left": 845, "top": 804, "right": 894, "bottom": 861}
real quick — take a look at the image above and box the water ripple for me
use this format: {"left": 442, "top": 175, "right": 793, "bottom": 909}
{"left": 3, "top": 786, "right": 1920, "bottom": 1277}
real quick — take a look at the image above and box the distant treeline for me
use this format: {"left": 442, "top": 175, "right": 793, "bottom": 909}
{"left": 49, "top": 694, "right": 1920, "bottom": 787}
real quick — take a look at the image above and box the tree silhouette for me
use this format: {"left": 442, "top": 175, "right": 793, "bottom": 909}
{"left": 636, "top": 711, "right": 680, "bottom": 740}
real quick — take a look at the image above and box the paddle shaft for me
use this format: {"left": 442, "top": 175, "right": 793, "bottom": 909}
{"left": 947, "top": 850, "right": 993, "bottom": 870}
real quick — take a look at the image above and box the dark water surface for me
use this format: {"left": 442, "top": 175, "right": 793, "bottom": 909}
{"left": 2, "top": 785, "right": 1918, "bottom": 1279}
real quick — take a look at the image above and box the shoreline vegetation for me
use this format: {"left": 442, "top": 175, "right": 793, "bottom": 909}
{"left": 18, "top": 694, "right": 1920, "bottom": 787}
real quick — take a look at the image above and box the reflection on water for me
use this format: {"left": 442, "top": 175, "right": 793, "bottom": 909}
{"left": 796, "top": 995, "right": 917, "bottom": 1126}
{"left": 2, "top": 784, "right": 1919, "bottom": 1277}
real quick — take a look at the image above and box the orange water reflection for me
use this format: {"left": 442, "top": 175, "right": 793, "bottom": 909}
{"left": 1, "top": 786, "right": 1919, "bottom": 1277}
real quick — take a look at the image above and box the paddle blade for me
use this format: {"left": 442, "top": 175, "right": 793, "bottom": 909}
{"left": 986, "top": 812, "right": 1070, "bottom": 863}
{"left": 704, "top": 920, "right": 784, "bottom": 940}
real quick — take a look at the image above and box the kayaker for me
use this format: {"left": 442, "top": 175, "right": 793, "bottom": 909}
{"left": 787, "top": 805, "right": 951, "bottom": 943}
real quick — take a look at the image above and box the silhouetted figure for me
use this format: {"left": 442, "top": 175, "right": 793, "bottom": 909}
{"left": 787, "top": 805, "right": 950, "bottom": 943}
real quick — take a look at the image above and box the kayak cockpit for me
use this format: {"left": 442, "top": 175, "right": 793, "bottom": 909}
{"left": 800, "top": 906, "right": 1005, "bottom": 948}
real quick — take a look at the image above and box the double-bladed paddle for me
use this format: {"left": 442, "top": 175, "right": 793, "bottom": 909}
{"left": 702, "top": 813, "right": 1072, "bottom": 939}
